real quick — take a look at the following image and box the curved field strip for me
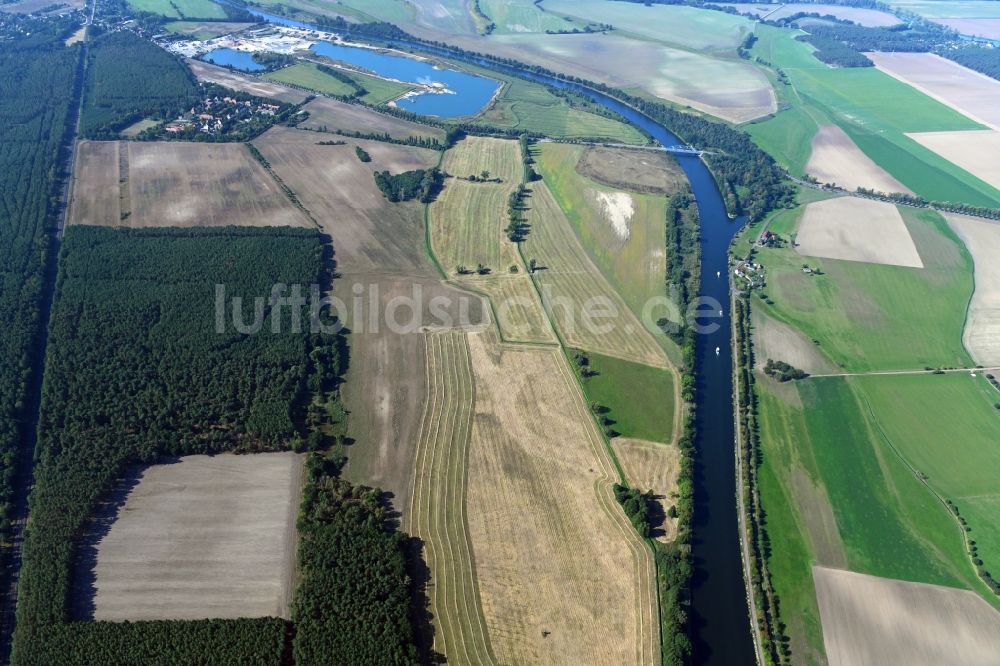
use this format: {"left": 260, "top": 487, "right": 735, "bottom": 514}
{"left": 465, "top": 333, "right": 658, "bottom": 665}
{"left": 465, "top": 274, "right": 558, "bottom": 344}
{"left": 524, "top": 180, "right": 671, "bottom": 368}
{"left": 406, "top": 331, "right": 496, "bottom": 665}
{"left": 432, "top": 137, "right": 524, "bottom": 275}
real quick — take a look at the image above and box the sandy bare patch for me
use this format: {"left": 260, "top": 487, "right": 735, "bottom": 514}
{"left": 932, "top": 18, "right": 1000, "bottom": 40}
{"left": 68, "top": 141, "right": 120, "bottom": 226}
{"left": 907, "top": 129, "right": 1000, "bottom": 192}
{"left": 88, "top": 452, "right": 303, "bottom": 621}
{"left": 576, "top": 146, "right": 686, "bottom": 195}
{"left": 944, "top": 213, "right": 1000, "bottom": 365}
{"left": 187, "top": 59, "right": 309, "bottom": 104}
{"left": 125, "top": 142, "right": 312, "bottom": 228}
{"left": 752, "top": 307, "right": 836, "bottom": 375}
{"left": 796, "top": 197, "right": 923, "bottom": 268}
{"left": 613, "top": 438, "right": 681, "bottom": 543}
{"left": 593, "top": 190, "right": 634, "bottom": 243}
{"left": 869, "top": 52, "right": 1000, "bottom": 131}
{"left": 806, "top": 124, "right": 912, "bottom": 194}
{"left": 813, "top": 566, "right": 1000, "bottom": 666}
{"left": 465, "top": 333, "right": 658, "bottom": 665}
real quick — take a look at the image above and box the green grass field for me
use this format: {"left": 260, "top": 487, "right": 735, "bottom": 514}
{"left": 757, "top": 374, "right": 996, "bottom": 663}
{"left": 264, "top": 62, "right": 358, "bottom": 97}
{"left": 535, "top": 143, "right": 673, "bottom": 331}
{"left": 543, "top": 0, "right": 753, "bottom": 52}
{"left": 128, "top": 0, "right": 225, "bottom": 18}
{"left": 466, "top": 63, "right": 645, "bottom": 143}
{"left": 748, "top": 25, "right": 1000, "bottom": 206}
{"left": 756, "top": 206, "right": 974, "bottom": 372}
{"left": 578, "top": 351, "right": 676, "bottom": 443}
{"left": 854, "top": 372, "right": 1000, "bottom": 576}
{"left": 481, "top": 0, "right": 586, "bottom": 34}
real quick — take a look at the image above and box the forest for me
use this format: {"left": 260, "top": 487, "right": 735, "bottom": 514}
{"left": 80, "top": 30, "right": 198, "bottom": 139}
{"left": 11, "top": 227, "right": 328, "bottom": 659}
{"left": 0, "top": 15, "right": 78, "bottom": 596}
{"left": 796, "top": 34, "right": 873, "bottom": 67}
{"left": 374, "top": 168, "right": 443, "bottom": 202}
{"left": 663, "top": 191, "right": 701, "bottom": 344}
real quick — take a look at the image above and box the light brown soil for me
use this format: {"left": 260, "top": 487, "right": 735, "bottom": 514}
{"left": 298, "top": 96, "right": 447, "bottom": 142}
{"left": 90, "top": 452, "right": 304, "bottom": 621}
{"left": 68, "top": 140, "right": 121, "bottom": 226}
{"left": 464, "top": 332, "right": 658, "bottom": 665}
{"left": 869, "top": 52, "right": 1000, "bottom": 131}
{"left": 813, "top": 566, "right": 1000, "bottom": 666}
{"left": 465, "top": 274, "right": 558, "bottom": 344}
{"left": 613, "top": 438, "right": 681, "bottom": 543}
{"left": 576, "top": 146, "right": 687, "bottom": 195}
{"left": 187, "top": 59, "right": 310, "bottom": 104}
{"left": 806, "top": 124, "right": 912, "bottom": 195}
{"left": 907, "top": 129, "right": 1000, "bottom": 192}
{"left": 944, "top": 213, "right": 1000, "bottom": 365}
{"left": 795, "top": 197, "right": 924, "bottom": 268}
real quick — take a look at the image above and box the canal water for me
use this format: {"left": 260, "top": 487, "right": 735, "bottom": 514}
{"left": 221, "top": 4, "right": 756, "bottom": 662}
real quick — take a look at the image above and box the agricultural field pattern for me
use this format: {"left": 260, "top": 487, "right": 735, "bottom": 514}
{"left": 2, "top": 0, "right": 1000, "bottom": 665}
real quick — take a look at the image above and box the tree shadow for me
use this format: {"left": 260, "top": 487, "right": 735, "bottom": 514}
{"left": 69, "top": 458, "right": 181, "bottom": 620}
{"left": 407, "top": 537, "right": 446, "bottom": 665}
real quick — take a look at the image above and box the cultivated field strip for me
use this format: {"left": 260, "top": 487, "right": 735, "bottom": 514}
{"left": 68, "top": 140, "right": 120, "bottom": 226}
{"left": 525, "top": 181, "right": 671, "bottom": 368}
{"left": 465, "top": 274, "right": 558, "bottom": 344}
{"left": 945, "top": 213, "right": 1000, "bottom": 365}
{"left": 432, "top": 137, "right": 524, "bottom": 274}
{"left": 406, "top": 331, "right": 497, "bottom": 665}
{"left": 464, "top": 333, "right": 658, "bottom": 665}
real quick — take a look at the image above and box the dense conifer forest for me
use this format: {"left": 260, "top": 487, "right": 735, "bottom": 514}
{"left": 80, "top": 30, "right": 198, "bottom": 139}
{"left": 0, "top": 17, "right": 78, "bottom": 576}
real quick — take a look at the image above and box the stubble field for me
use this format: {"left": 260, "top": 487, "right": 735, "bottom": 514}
{"left": 945, "top": 213, "right": 1000, "bottom": 365}
{"left": 88, "top": 452, "right": 303, "bottom": 622}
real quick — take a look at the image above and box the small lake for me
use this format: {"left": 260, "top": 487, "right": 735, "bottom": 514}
{"left": 202, "top": 47, "right": 267, "bottom": 72}
{"left": 310, "top": 41, "right": 499, "bottom": 117}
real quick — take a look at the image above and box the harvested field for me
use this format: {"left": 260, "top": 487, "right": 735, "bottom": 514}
{"left": 186, "top": 59, "right": 309, "bottom": 103}
{"left": 253, "top": 125, "right": 439, "bottom": 272}
{"left": 406, "top": 331, "right": 495, "bottom": 664}
{"left": 431, "top": 137, "right": 524, "bottom": 275}
{"left": 751, "top": 306, "right": 836, "bottom": 375}
{"left": 298, "top": 96, "right": 447, "bottom": 142}
{"left": 87, "top": 452, "right": 303, "bottom": 621}
{"left": 944, "top": 213, "right": 1000, "bottom": 365}
{"left": 868, "top": 52, "right": 1000, "bottom": 131}
{"left": 68, "top": 141, "right": 120, "bottom": 226}
{"left": 806, "top": 124, "right": 912, "bottom": 194}
{"left": 812, "top": 566, "right": 1000, "bottom": 666}
{"left": 464, "top": 332, "right": 658, "bottom": 665}
{"left": 466, "top": 274, "right": 557, "bottom": 344}
{"left": 795, "top": 197, "right": 924, "bottom": 268}
{"left": 124, "top": 142, "right": 311, "bottom": 228}
{"left": 613, "top": 438, "right": 681, "bottom": 543}
{"left": 933, "top": 17, "right": 1000, "bottom": 39}
{"left": 576, "top": 146, "right": 686, "bottom": 196}
{"left": 524, "top": 180, "right": 671, "bottom": 368}
{"left": 907, "top": 129, "right": 1000, "bottom": 192}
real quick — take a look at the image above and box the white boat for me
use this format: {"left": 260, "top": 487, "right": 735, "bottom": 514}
{"left": 715, "top": 346, "right": 720, "bottom": 355}
{"left": 716, "top": 271, "right": 720, "bottom": 278}
{"left": 719, "top": 309, "right": 723, "bottom": 316}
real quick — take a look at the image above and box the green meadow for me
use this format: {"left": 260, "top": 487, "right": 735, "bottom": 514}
{"left": 756, "top": 374, "right": 997, "bottom": 662}
{"left": 755, "top": 206, "right": 973, "bottom": 372}
{"left": 128, "top": 0, "right": 225, "bottom": 18}
{"left": 577, "top": 351, "right": 676, "bottom": 444}
{"left": 747, "top": 25, "right": 1000, "bottom": 206}
{"left": 264, "top": 63, "right": 357, "bottom": 97}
